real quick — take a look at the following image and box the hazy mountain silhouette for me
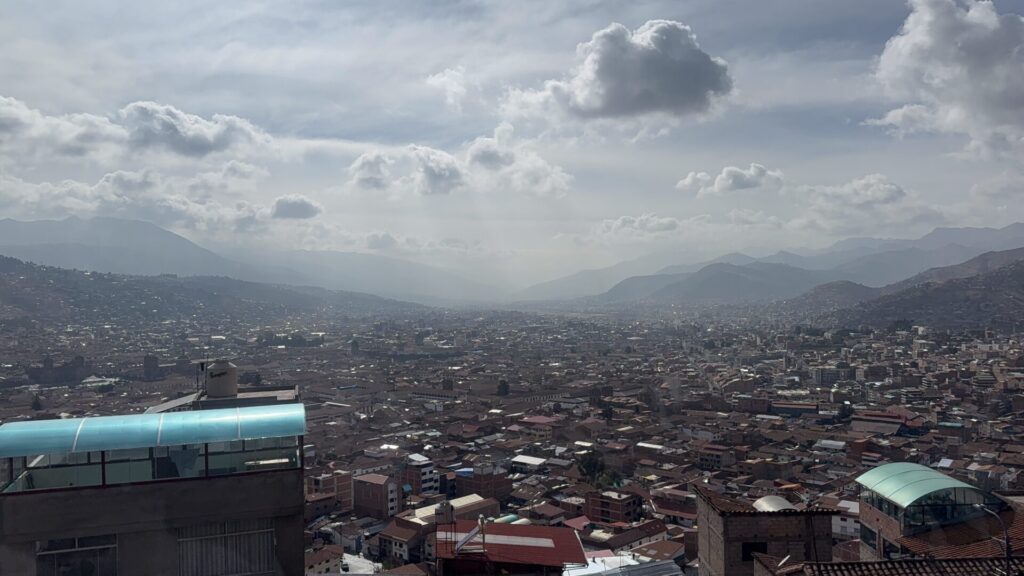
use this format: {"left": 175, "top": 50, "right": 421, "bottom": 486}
{"left": 647, "top": 262, "right": 838, "bottom": 304}
{"left": 0, "top": 217, "right": 496, "bottom": 305}
{"left": 834, "top": 260, "right": 1024, "bottom": 329}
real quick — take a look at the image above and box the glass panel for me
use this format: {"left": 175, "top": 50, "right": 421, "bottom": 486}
{"left": 105, "top": 460, "right": 153, "bottom": 484}
{"left": 6, "top": 459, "right": 102, "bottom": 492}
{"left": 28, "top": 454, "right": 52, "bottom": 468}
{"left": 207, "top": 446, "right": 298, "bottom": 476}
{"left": 36, "top": 546, "right": 116, "bottom": 576}
{"left": 106, "top": 448, "right": 151, "bottom": 462}
{"left": 37, "top": 539, "right": 76, "bottom": 553}
{"left": 156, "top": 445, "right": 205, "bottom": 479}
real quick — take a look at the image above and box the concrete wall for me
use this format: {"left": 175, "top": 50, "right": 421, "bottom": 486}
{"left": 858, "top": 501, "right": 902, "bottom": 560}
{"left": 0, "top": 470, "right": 303, "bottom": 575}
{"left": 697, "top": 496, "right": 833, "bottom": 576}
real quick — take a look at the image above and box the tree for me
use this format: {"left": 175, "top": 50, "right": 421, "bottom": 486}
{"left": 578, "top": 451, "right": 605, "bottom": 482}
{"left": 31, "top": 394, "right": 42, "bottom": 411}
{"left": 497, "top": 380, "right": 510, "bottom": 396}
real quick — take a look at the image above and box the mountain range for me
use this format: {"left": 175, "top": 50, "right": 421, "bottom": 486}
{"left": 831, "top": 259, "right": 1024, "bottom": 329}
{"left": 0, "top": 254, "right": 417, "bottom": 328}
{"left": 763, "top": 246, "right": 1024, "bottom": 328}
{"left": 0, "top": 217, "right": 492, "bottom": 305}
{"left": 2, "top": 217, "right": 1024, "bottom": 312}
{"left": 590, "top": 223, "right": 1024, "bottom": 306}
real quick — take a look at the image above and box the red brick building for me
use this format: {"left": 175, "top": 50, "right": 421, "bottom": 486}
{"left": 354, "top": 473, "right": 402, "bottom": 519}
{"left": 585, "top": 490, "right": 643, "bottom": 524}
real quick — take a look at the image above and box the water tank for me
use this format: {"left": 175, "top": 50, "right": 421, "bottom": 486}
{"left": 752, "top": 495, "right": 797, "bottom": 512}
{"left": 206, "top": 360, "right": 238, "bottom": 398}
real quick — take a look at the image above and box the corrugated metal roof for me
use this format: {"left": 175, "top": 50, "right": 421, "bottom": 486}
{"left": 854, "top": 462, "right": 979, "bottom": 508}
{"left": 0, "top": 404, "right": 305, "bottom": 457}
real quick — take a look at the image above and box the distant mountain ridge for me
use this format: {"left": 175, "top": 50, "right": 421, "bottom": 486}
{"left": 0, "top": 217, "right": 493, "bottom": 305}
{"left": 832, "top": 259, "right": 1024, "bottom": 329}
{"left": 647, "top": 262, "right": 837, "bottom": 304}
{"left": 774, "top": 246, "right": 1024, "bottom": 324}
{"left": 594, "top": 223, "right": 1024, "bottom": 305}
{"left": 0, "top": 254, "right": 417, "bottom": 326}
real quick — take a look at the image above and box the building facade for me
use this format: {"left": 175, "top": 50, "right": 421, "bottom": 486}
{"left": 585, "top": 490, "right": 643, "bottom": 524}
{"left": 0, "top": 404, "right": 306, "bottom": 576}
{"left": 353, "top": 473, "right": 401, "bottom": 519}
{"left": 696, "top": 487, "right": 836, "bottom": 576}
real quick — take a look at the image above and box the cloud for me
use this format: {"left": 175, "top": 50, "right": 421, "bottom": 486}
{"left": 120, "top": 101, "right": 270, "bottom": 157}
{"left": 571, "top": 212, "right": 715, "bottom": 247}
{"left": 467, "top": 123, "right": 516, "bottom": 169}
{"left": 270, "top": 194, "right": 323, "bottom": 219}
{"left": 505, "top": 20, "right": 731, "bottom": 125}
{"left": 365, "top": 231, "right": 399, "bottom": 251}
{"left": 0, "top": 95, "right": 126, "bottom": 162}
{"left": 596, "top": 212, "right": 681, "bottom": 238}
{"left": 426, "top": 66, "right": 468, "bottom": 112}
{"left": 788, "top": 173, "right": 944, "bottom": 234}
{"left": 0, "top": 170, "right": 268, "bottom": 231}
{"left": 970, "top": 170, "right": 1024, "bottom": 202}
{"left": 348, "top": 151, "right": 394, "bottom": 190}
{"left": 344, "top": 126, "right": 571, "bottom": 199}
{"left": 467, "top": 123, "right": 572, "bottom": 197}
{"left": 677, "top": 163, "right": 784, "bottom": 198}
{"left": 0, "top": 95, "right": 274, "bottom": 166}
{"left": 186, "top": 160, "right": 268, "bottom": 198}
{"left": 868, "top": 0, "right": 1024, "bottom": 157}
{"left": 728, "top": 208, "right": 781, "bottom": 227}
{"left": 408, "top": 144, "right": 464, "bottom": 195}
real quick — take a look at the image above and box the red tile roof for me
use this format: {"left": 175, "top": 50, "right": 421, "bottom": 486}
{"left": 436, "top": 519, "right": 586, "bottom": 567}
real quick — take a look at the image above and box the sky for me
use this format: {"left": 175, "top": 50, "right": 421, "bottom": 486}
{"left": 1, "top": 0, "right": 1023, "bottom": 288}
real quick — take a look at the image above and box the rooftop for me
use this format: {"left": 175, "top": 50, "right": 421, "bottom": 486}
{"left": 436, "top": 519, "right": 586, "bottom": 567}
{"left": 854, "top": 462, "right": 982, "bottom": 509}
{"left": 0, "top": 403, "right": 306, "bottom": 457}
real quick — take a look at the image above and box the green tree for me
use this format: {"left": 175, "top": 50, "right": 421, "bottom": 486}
{"left": 497, "top": 380, "right": 510, "bottom": 396}
{"left": 31, "top": 394, "right": 42, "bottom": 411}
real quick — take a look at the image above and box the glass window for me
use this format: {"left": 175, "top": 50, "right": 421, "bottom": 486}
{"left": 157, "top": 444, "right": 205, "bottom": 479}
{"left": 860, "top": 524, "right": 878, "bottom": 549}
{"left": 36, "top": 534, "right": 117, "bottom": 576}
{"left": 207, "top": 440, "right": 244, "bottom": 453}
{"left": 105, "top": 459, "right": 153, "bottom": 484}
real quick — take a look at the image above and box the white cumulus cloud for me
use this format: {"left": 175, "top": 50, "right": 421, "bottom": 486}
{"left": 677, "top": 163, "right": 784, "bottom": 198}
{"left": 505, "top": 20, "right": 731, "bottom": 129}
{"left": 868, "top": 0, "right": 1024, "bottom": 157}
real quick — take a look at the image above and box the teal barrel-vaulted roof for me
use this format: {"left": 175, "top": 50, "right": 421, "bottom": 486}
{"left": 854, "top": 462, "right": 981, "bottom": 509}
{"left": 0, "top": 404, "right": 305, "bottom": 458}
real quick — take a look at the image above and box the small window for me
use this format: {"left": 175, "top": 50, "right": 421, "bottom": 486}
{"left": 741, "top": 542, "right": 768, "bottom": 561}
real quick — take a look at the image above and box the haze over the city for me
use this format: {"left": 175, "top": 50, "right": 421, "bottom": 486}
{"left": 2, "top": 0, "right": 1023, "bottom": 291}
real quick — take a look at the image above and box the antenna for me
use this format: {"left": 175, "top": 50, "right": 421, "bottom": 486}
{"left": 778, "top": 555, "right": 791, "bottom": 567}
